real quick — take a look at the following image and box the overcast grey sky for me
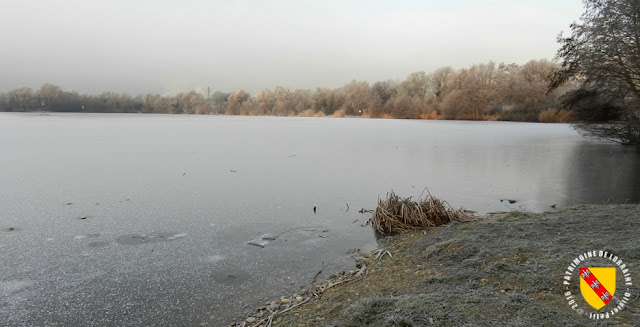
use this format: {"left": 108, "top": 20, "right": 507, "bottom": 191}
{"left": 0, "top": 0, "right": 583, "bottom": 95}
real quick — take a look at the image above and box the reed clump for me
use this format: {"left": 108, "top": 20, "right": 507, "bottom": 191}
{"left": 368, "top": 191, "right": 462, "bottom": 235}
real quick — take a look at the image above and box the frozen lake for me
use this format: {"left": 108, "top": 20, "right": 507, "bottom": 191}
{"left": 0, "top": 113, "right": 638, "bottom": 326}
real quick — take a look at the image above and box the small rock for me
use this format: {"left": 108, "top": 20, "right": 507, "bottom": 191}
{"left": 246, "top": 317, "right": 256, "bottom": 323}
{"left": 281, "top": 298, "right": 290, "bottom": 304}
{"left": 268, "top": 303, "right": 279, "bottom": 311}
{"left": 295, "top": 296, "right": 303, "bottom": 302}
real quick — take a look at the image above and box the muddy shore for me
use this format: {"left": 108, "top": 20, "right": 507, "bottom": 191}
{"left": 231, "top": 204, "right": 640, "bottom": 326}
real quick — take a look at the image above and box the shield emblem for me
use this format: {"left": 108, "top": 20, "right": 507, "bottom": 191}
{"left": 579, "top": 267, "right": 616, "bottom": 310}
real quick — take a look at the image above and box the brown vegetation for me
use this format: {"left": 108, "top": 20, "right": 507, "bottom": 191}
{"left": 538, "top": 109, "right": 575, "bottom": 123}
{"left": 367, "top": 191, "right": 462, "bottom": 235}
{"left": 297, "top": 108, "right": 316, "bottom": 117}
{"left": 420, "top": 111, "right": 438, "bottom": 120}
{"left": 0, "top": 59, "right": 572, "bottom": 122}
{"left": 331, "top": 108, "right": 346, "bottom": 118}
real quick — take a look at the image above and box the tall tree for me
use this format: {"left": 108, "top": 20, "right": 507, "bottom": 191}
{"left": 254, "top": 89, "right": 275, "bottom": 115}
{"left": 36, "top": 83, "right": 63, "bottom": 110}
{"left": 8, "top": 87, "right": 34, "bottom": 111}
{"left": 554, "top": 0, "right": 640, "bottom": 144}
{"left": 272, "top": 86, "right": 292, "bottom": 116}
{"left": 226, "top": 90, "right": 250, "bottom": 115}
{"left": 401, "top": 71, "right": 430, "bottom": 98}
{"left": 430, "top": 66, "right": 454, "bottom": 101}
{"left": 341, "top": 80, "right": 370, "bottom": 115}
{"left": 210, "top": 91, "right": 229, "bottom": 114}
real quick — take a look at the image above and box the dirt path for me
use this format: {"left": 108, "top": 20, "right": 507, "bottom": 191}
{"left": 268, "top": 205, "right": 640, "bottom": 326}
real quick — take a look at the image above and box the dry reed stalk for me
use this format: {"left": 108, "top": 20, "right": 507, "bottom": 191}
{"left": 367, "top": 190, "right": 462, "bottom": 235}
{"left": 538, "top": 109, "right": 575, "bottom": 123}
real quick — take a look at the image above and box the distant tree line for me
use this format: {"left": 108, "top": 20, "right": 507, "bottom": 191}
{"left": 0, "top": 83, "right": 143, "bottom": 113}
{"left": 0, "top": 59, "right": 575, "bottom": 122}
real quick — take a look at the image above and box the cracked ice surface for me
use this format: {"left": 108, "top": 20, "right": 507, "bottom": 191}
{"left": 0, "top": 115, "right": 382, "bottom": 326}
{"left": 0, "top": 197, "right": 374, "bottom": 326}
{"left": 1, "top": 113, "right": 620, "bottom": 326}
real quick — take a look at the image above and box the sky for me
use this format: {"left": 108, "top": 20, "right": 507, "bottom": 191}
{"left": 0, "top": 0, "right": 584, "bottom": 95}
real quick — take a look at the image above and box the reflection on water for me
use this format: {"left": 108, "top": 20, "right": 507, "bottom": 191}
{"left": 565, "top": 142, "right": 640, "bottom": 206}
{"left": 0, "top": 113, "right": 638, "bottom": 326}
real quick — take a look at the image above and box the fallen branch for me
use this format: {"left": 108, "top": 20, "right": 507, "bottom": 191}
{"left": 235, "top": 255, "right": 369, "bottom": 326}
{"left": 248, "top": 298, "right": 311, "bottom": 327}
{"left": 374, "top": 249, "right": 392, "bottom": 261}
{"left": 355, "top": 265, "right": 367, "bottom": 277}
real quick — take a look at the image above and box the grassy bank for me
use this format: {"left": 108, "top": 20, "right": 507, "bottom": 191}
{"left": 251, "top": 205, "right": 640, "bottom": 326}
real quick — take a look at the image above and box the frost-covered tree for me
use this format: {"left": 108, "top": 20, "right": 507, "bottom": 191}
{"left": 554, "top": 0, "right": 640, "bottom": 145}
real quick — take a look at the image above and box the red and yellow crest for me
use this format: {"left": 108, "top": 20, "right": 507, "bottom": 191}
{"left": 579, "top": 267, "right": 616, "bottom": 310}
